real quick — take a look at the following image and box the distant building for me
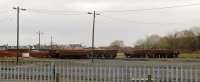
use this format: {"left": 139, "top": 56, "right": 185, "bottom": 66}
{"left": 0, "top": 45, "right": 7, "bottom": 50}
{"left": 0, "top": 45, "right": 33, "bottom": 50}
{"left": 68, "top": 44, "right": 83, "bottom": 49}
{"left": 7, "top": 46, "right": 30, "bottom": 49}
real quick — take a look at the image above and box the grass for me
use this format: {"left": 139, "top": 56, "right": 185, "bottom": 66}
{"left": 115, "top": 52, "right": 126, "bottom": 58}
{"left": 179, "top": 52, "right": 200, "bottom": 58}
{"left": 0, "top": 57, "right": 17, "bottom": 60}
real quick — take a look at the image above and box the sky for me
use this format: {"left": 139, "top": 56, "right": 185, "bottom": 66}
{"left": 1, "top": 0, "right": 200, "bottom": 47}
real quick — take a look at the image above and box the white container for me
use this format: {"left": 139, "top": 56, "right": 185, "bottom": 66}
{"left": 22, "top": 53, "right": 30, "bottom": 58}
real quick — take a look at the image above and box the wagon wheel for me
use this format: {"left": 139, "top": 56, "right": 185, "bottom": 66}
{"left": 86, "top": 53, "right": 92, "bottom": 59}
{"left": 103, "top": 53, "right": 112, "bottom": 59}
{"left": 87, "top": 52, "right": 97, "bottom": 59}
{"left": 93, "top": 53, "right": 98, "bottom": 59}
{"left": 99, "top": 52, "right": 105, "bottom": 59}
{"left": 109, "top": 54, "right": 113, "bottom": 59}
{"left": 101, "top": 53, "right": 106, "bottom": 59}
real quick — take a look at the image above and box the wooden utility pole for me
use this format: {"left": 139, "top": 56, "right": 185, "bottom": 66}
{"left": 13, "top": 6, "right": 26, "bottom": 63}
{"left": 88, "top": 11, "right": 100, "bottom": 61}
{"left": 37, "top": 31, "right": 43, "bottom": 50}
{"left": 51, "top": 36, "right": 53, "bottom": 49}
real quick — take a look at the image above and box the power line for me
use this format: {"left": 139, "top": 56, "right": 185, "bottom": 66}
{"left": 8, "top": 2, "right": 200, "bottom": 16}
{"left": 99, "top": 14, "right": 182, "bottom": 25}
{"left": 99, "top": 3, "right": 200, "bottom": 13}
{"left": 0, "top": 16, "right": 13, "bottom": 23}
{"left": 0, "top": 10, "right": 11, "bottom": 14}
{"left": 28, "top": 8, "right": 83, "bottom": 13}
{"left": 26, "top": 11, "right": 83, "bottom": 16}
{"left": 25, "top": 9, "right": 86, "bottom": 15}
{"left": 27, "top": 8, "right": 85, "bottom": 15}
{"left": 0, "top": 11, "right": 15, "bottom": 24}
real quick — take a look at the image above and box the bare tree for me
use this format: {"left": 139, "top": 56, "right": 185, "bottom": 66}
{"left": 109, "top": 40, "right": 125, "bottom": 49}
{"left": 134, "top": 34, "right": 161, "bottom": 49}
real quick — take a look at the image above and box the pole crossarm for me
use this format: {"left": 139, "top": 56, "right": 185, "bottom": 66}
{"left": 88, "top": 11, "right": 100, "bottom": 15}
{"left": 13, "top": 7, "right": 27, "bottom": 11}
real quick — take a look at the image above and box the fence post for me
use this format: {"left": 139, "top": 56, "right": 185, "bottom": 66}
{"left": 148, "top": 75, "right": 152, "bottom": 82}
{"left": 51, "top": 63, "right": 56, "bottom": 82}
{"left": 56, "top": 73, "right": 60, "bottom": 82}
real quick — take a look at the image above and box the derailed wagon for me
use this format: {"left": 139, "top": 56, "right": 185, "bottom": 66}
{"left": 49, "top": 49, "right": 118, "bottom": 59}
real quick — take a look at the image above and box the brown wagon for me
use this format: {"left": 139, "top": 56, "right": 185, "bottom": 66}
{"left": 49, "top": 49, "right": 118, "bottom": 59}
{"left": 123, "top": 49, "right": 179, "bottom": 58}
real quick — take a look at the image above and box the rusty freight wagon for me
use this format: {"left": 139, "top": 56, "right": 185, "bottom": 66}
{"left": 0, "top": 49, "right": 30, "bottom": 57}
{"left": 123, "top": 49, "right": 179, "bottom": 58}
{"left": 49, "top": 49, "right": 118, "bottom": 59}
{"left": 29, "top": 51, "right": 49, "bottom": 58}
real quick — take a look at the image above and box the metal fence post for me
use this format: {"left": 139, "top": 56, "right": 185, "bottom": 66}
{"left": 51, "top": 63, "right": 56, "bottom": 82}
{"left": 56, "top": 73, "right": 60, "bottom": 82}
{"left": 148, "top": 75, "right": 152, "bottom": 82}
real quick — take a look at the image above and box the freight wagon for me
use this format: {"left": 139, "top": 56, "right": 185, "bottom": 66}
{"left": 123, "top": 49, "right": 179, "bottom": 58}
{"left": 0, "top": 49, "right": 49, "bottom": 58}
{"left": 0, "top": 48, "right": 180, "bottom": 59}
{"left": 49, "top": 49, "right": 118, "bottom": 59}
{"left": 48, "top": 48, "right": 179, "bottom": 59}
{"left": 0, "top": 49, "right": 29, "bottom": 57}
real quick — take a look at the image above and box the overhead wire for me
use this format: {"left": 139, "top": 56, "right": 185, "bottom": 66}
{"left": 16, "top": 2, "right": 200, "bottom": 16}
{"left": 0, "top": 12, "right": 14, "bottom": 24}
{"left": 1, "top": 2, "right": 200, "bottom": 25}
{"left": 96, "top": 2, "right": 200, "bottom": 25}
{"left": 99, "top": 14, "right": 183, "bottom": 25}
{"left": 28, "top": 8, "right": 83, "bottom": 13}
{"left": 0, "top": 10, "right": 11, "bottom": 15}
{"left": 26, "top": 11, "right": 83, "bottom": 16}
{"left": 0, "top": 17, "right": 10, "bottom": 23}
{"left": 99, "top": 3, "right": 200, "bottom": 13}
{"left": 26, "top": 8, "right": 87, "bottom": 16}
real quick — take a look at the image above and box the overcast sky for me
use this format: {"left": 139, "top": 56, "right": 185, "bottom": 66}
{"left": 1, "top": 0, "right": 200, "bottom": 47}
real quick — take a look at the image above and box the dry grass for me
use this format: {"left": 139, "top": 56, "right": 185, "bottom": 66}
{"left": 115, "top": 52, "right": 126, "bottom": 58}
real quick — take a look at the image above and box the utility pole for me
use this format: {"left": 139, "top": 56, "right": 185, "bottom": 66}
{"left": 13, "top": 6, "right": 26, "bottom": 63}
{"left": 50, "top": 36, "right": 53, "bottom": 49}
{"left": 88, "top": 11, "right": 100, "bottom": 61}
{"left": 37, "top": 31, "right": 43, "bottom": 50}
{"left": 173, "top": 33, "right": 177, "bottom": 58}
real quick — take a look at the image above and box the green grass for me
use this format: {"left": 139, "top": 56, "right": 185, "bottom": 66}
{"left": 0, "top": 57, "right": 17, "bottom": 60}
{"left": 179, "top": 53, "right": 200, "bottom": 58}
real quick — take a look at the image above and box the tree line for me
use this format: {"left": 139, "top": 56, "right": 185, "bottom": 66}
{"left": 134, "top": 27, "right": 200, "bottom": 51}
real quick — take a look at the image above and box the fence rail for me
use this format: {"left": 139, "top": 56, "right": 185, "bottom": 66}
{"left": 0, "top": 60, "right": 200, "bottom": 82}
